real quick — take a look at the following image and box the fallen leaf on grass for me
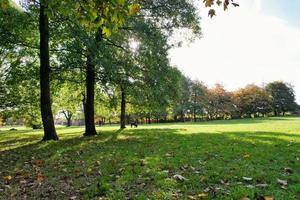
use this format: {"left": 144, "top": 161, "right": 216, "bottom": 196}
{"left": 198, "top": 192, "right": 208, "bottom": 199}
{"left": 243, "top": 154, "right": 250, "bottom": 159}
{"left": 173, "top": 174, "right": 188, "bottom": 181}
{"left": 283, "top": 167, "right": 293, "bottom": 174}
{"left": 277, "top": 178, "right": 288, "bottom": 186}
{"left": 242, "top": 177, "right": 253, "bottom": 181}
{"left": 165, "top": 152, "right": 174, "bottom": 157}
{"left": 69, "top": 196, "right": 77, "bottom": 200}
{"left": 256, "top": 183, "right": 268, "bottom": 188}
{"left": 34, "top": 159, "right": 43, "bottom": 166}
{"left": 180, "top": 164, "right": 189, "bottom": 170}
{"left": 3, "top": 175, "right": 12, "bottom": 181}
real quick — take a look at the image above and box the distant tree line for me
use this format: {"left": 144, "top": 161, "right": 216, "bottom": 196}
{"left": 171, "top": 77, "right": 298, "bottom": 122}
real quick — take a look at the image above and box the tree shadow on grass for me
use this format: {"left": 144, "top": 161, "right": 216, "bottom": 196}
{"left": 267, "top": 117, "right": 296, "bottom": 121}
{"left": 0, "top": 128, "right": 300, "bottom": 199}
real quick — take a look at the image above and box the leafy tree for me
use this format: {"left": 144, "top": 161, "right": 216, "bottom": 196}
{"left": 1, "top": 0, "right": 59, "bottom": 139}
{"left": 206, "top": 84, "right": 235, "bottom": 120}
{"left": 53, "top": 83, "right": 83, "bottom": 127}
{"left": 190, "top": 80, "right": 208, "bottom": 121}
{"left": 0, "top": 55, "right": 42, "bottom": 129}
{"left": 233, "top": 84, "right": 272, "bottom": 118}
{"left": 173, "top": 75, "right": 193, "bottom": 122}
{"left": 266, "top": 81, "right": 297, "bottom": 116}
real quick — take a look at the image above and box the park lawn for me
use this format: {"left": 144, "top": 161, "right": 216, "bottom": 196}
{"left": 1, "top": 117, "right": 300, "bottom": 199}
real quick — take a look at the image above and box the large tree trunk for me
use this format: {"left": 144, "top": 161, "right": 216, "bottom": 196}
{"left": 39, "top": 3, "right": 58, "bottom": 141}
{"left": 83, "top": 53, "right": 97, "bottom": 136}
{"left": 120, "top": 88, "right": 126, "bottom": 129}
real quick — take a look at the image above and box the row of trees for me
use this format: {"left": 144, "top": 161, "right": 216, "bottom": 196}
{"left": 173, "top": 78, "right": 297, "bottom": 121}
{"left": 1, "top": 61, "right": 297, "bottom": 127}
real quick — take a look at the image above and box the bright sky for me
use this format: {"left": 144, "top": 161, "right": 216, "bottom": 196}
{"left": 169, "top": 0, "right": 300, "bottom": 103}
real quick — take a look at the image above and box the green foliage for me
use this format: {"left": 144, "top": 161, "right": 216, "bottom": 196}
{"left": 266, "top": 81, "right": 297, "bottom": 115}
{"left": 36, "top": 0, "right": 142, "bottom": 37}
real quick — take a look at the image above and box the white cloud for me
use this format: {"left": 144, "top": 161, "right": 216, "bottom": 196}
{"left": 169, "top": 0, "right": 300, "bottom": 103}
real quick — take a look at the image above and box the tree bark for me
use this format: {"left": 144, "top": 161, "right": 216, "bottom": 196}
{"left": 62, "top": 110, "right": 72, "bottom": 127}
{"left": 181, "top": 111, "right": 185, "bottom": 122}
{"left": 120, "top": 87, "right": 126, "bottom": 129}
{"left": 83, "top": 29, "right": 103, "bottom": 136}
{"left": 67, "top": 118, "right": 71, "bottom": 127}
{"left": 83, "top": 52, "right": 97, "bottom": 136}
{"left": 39, "top": 3, "right": 58, "bottom": 141}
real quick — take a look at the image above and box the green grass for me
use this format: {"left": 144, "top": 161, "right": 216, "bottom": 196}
{"left": 1, "top": 117, "right": 300, "bottom": 199}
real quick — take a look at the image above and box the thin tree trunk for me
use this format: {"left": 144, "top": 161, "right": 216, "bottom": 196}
{"left": 83, "top": 52, "right": 97, "bottom": 136}
{"left": 181, "top": 111, "right": 185, "bottom": 122}
{"left": 62, "top": 110, "right": 72, "bottom": 127}
{"left": 120, "top": 88, "right": 126, "bottom": 129}
{"left": 39, "top": 3, "right": 58, "bottom": 141}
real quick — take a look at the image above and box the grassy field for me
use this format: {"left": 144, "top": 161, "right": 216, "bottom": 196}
{"left": 1, "top": 117, "right": 300, "bottom": 200}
